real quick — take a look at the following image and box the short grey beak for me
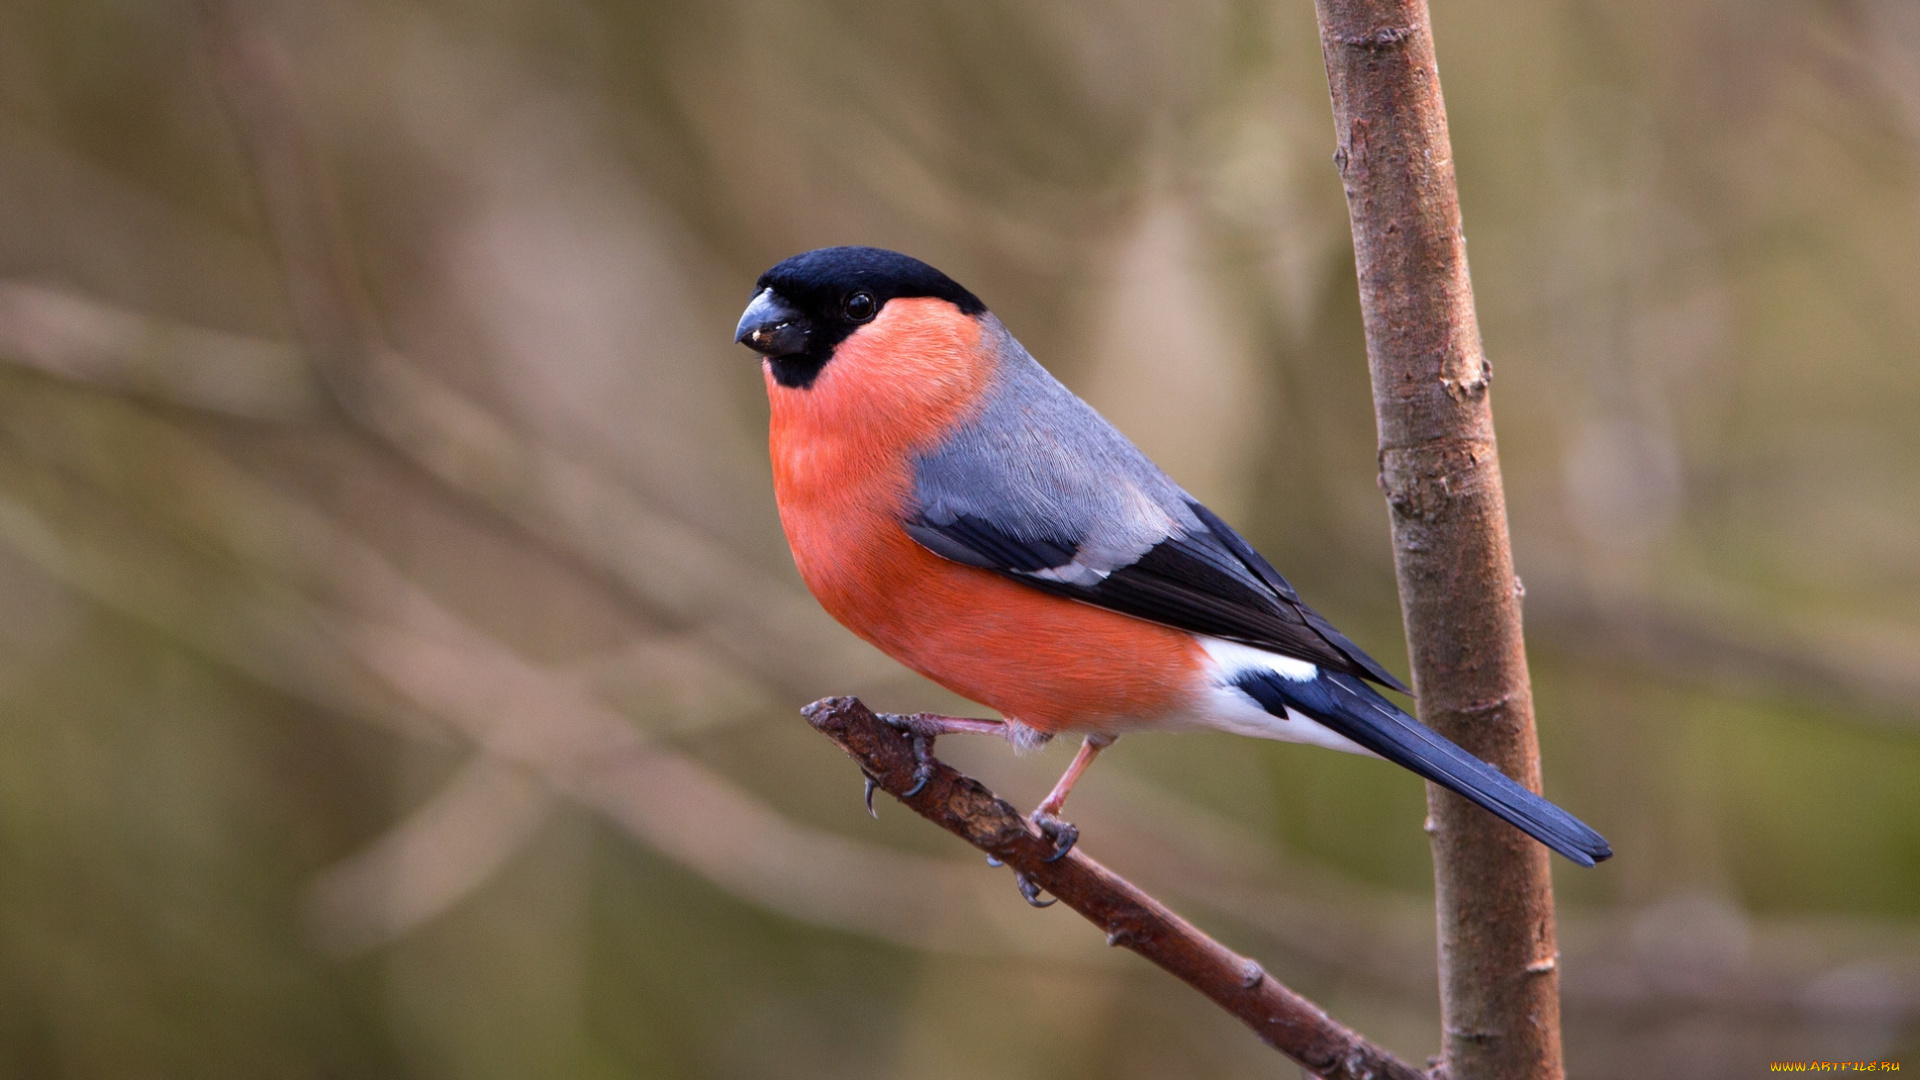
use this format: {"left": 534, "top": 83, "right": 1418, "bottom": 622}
{"left": 735, "top": 288, "right": 811, "bottom": 356}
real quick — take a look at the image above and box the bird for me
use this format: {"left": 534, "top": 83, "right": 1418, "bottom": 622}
{"left": 734, "top": 245, "right": 1611, "bottom": 886}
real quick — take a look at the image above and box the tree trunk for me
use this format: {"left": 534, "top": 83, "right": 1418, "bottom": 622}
{"left": 1311, "top": 3, "right": 1566, "bottom": 1079}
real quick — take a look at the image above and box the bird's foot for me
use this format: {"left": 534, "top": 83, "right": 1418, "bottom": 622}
{"left": 879, "top": 712, "right": 944, "bottom": 797}
{"left": 872, "top": 712, "right": 1004, "bottom": 801}
{"left": 985, "top": 853, "right": 1060, "bottom": 907}
{"left": 1028, "top": 810, "right": 1080, "bottom": 863}
{"left": 1013, "top": 871, "right": 1056, "bottom": 908}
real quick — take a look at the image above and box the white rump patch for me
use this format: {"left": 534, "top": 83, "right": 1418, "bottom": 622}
{"left": 1198, "top": 636, "right": 1318, "bottom": 682}
{"left": 1189, "top": 636, "right": 1374, "bottom": 757}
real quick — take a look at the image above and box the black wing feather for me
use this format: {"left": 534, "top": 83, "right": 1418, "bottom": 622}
{"left": 1185, "top": 503, "right": 1409, "bottom": 691}
{"left": 905, "top": 500, "right": 1410, "bottom": 693}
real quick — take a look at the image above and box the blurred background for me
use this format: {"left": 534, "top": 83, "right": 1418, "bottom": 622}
{"left": 0, "top": 0, "right": 1915, "bottom": 1077}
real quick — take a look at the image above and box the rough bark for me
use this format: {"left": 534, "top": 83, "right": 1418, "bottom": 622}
{"left": 1311, "top": 4, "right": 1566, "bottom": 1079}
{"left": 805, "top": 697, "right": 1427, "bottom": 1080}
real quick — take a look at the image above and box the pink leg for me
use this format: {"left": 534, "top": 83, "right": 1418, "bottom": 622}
{"left": 1028, "top": 733, "right": 1116, "bottom": 863}
{"left": 885, "top": 712, "right": 1007, "bottom": 739}
{"left": 1036, "top": 733, "right": 1115, "bottom": 817}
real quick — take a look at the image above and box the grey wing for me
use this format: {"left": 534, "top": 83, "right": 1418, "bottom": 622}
{"left": 903, "top": 327, "right": 1408, "bottom": 692}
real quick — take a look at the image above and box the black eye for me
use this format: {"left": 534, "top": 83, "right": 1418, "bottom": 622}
{"left": 842, "top": 291, "right": 877, "bottom": 323}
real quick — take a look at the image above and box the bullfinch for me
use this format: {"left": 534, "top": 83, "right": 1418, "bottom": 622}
{"left": 736, "top": 245, "right": 1611, "bottom": 876}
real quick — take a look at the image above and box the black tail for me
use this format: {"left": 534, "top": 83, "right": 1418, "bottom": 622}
{"left": 1236, "top": 668, "right": 1613, "bottom": 867}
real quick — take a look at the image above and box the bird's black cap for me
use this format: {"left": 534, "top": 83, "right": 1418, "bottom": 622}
{"left": 755, "top": 246, "right": 985, "bottom": 318}
{"left": 737, "top": 246, "right": 985, "bottom": 389}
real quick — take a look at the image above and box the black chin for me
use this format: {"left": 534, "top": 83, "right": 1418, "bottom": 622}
{"left": 767, "top": 353, "right": 830, "bottom": 389}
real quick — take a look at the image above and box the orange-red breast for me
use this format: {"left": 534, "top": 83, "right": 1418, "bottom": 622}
{"left": 737, "top": 246, "right": 1610, "bottom": 868}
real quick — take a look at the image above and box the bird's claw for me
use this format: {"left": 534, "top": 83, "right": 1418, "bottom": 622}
{"left": 1014, "top": 871, "right": 1055, "bottom": 907}
{"left": 880, "top": 712, "right": 938, "bottom": 799}
{"left": 860, "top": 771, "right": 879, "bottom": 818}
{"left": 1029, "top": 811, "right": 1079, "bottom": 863}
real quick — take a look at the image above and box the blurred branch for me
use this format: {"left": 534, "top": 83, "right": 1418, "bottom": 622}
{"left": 1085, "top": 768, "right": 1920, "bottom": 1022}
{"left": 0, "top": 280, "right": 323, "bottom": 420}
{"left": 805, "top": 695, "right": 1428, "bottom": 1080}
{"left": 307, "top": 755, "right": 557, "bottom": 956}
{"left": 1315, "top": 3, "right": 1567, "bottom": 1078}
{"left": 1526, "top": 576, "right": 1920, "bottom": 732}
{"left": 194, "top": 1, "right": 890, "bottom": 697}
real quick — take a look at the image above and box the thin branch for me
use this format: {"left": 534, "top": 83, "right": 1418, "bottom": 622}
{"left": 804, "top": 695, "right": 1429, "bottom": 1080}
{"left": 1314, "top": 4, "right": 1568, "bottom": 1079}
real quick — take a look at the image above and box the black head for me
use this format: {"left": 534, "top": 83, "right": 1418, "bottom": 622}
{"left": 734, "top": 246, "right": 987, "bottom": 389}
